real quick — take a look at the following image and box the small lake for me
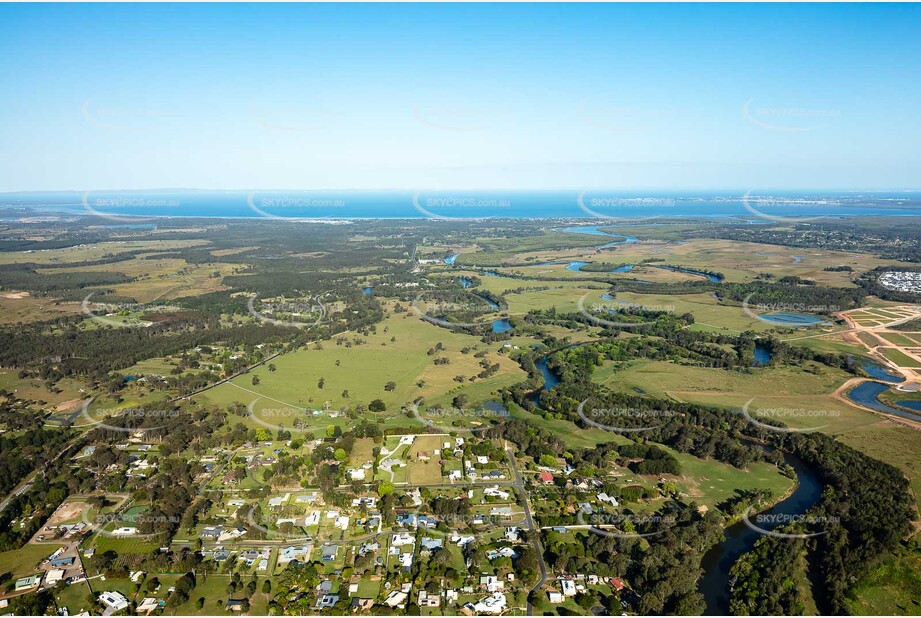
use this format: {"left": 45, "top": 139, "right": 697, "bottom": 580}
{"left": 759, "top": 312, "right": 825, "bottom": 326}
{"left": 566, "top": 261, "right": 590, "bottom": 272}
{"left": 444, "top": 254, "right": 460, "bottom": 265}
{"left": 491, "top": 318, "right": 512, "bottom": 333}
{"left": 753, "top": 343, "right": 772, "bottom": 366}
{"left": 612, "top": 264, "right": 634, "bottom": 273}
{"left": 845, "top": 381, "right": 921, "bottom": 423}
{"left": 458, "top": 277, "right": 473, "bottom": 289}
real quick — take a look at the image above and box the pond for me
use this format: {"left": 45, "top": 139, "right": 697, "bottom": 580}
{"left": 444, "top": 253, "right": 460, "bottom": 265}
{"left": 858, "top": 358, "right": 904, "bottom": 383}
{"left": 612, "top": 264, "right": 634, "bottom": 273}
{"left": 361, "top": 286, "right": 373, "bottom": 295}
{"left": 491, "top": 318, "right": 512, "bottom": 333}
{"left": 753, "top": 343, "right": 772, "bottom": 366}
{"left": 759, "top": 312, "right": 825, "bottom": 326}
{"left": 458, "top": 277, "right": 473, "bottom": 289}
{"left": 565, "top": 261, "right": 590, "bottom": 272}
{"left": 845, "top": 381, "right": 921, "bottom": 423}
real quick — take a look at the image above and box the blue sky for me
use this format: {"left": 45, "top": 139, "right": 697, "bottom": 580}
{"left": 1, "top": 3, "right": 919, "bottom": 192}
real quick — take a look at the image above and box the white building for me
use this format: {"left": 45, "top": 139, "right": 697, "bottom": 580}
{"left": 99, "top": 591, "right": 129, "bottom": 612}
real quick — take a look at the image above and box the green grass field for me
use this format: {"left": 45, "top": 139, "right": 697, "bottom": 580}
{"left": 198, "top": 309, "right": 526, "bottom": 434}
{"left": 879, "top": 348, "right": 921, "bottom": 368}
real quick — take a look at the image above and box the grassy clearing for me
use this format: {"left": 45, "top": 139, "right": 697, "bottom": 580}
{"left": 0, "top": 240, "right": 210, "bottom": 266}
{"left": 879, "top": 348, "right": 921, "bottom": 368}
{"left": 198, "top": 309, "right": 526, "bottom": 429}
{"left": 664, "top": 447, "right": 794, "bottom": 510}
{"left": 0, "top": 543, "right": 64, "bottom": 579}
{"left": 837, "top": 423, "right": 921, "bottom": 513}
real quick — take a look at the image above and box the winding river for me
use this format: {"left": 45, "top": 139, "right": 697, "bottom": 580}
{"left": 531, "top": 346, "right": 823, "bottom": 614}
{"left": 698, "top": 452, "right": 822, "bottom": 614}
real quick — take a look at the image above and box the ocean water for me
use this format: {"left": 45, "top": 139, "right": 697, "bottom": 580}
{"left": 4, "top": 190, "right": 921, "bottom": 220}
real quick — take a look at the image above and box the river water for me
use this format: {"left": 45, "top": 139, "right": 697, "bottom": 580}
{"left": 698, "top": 452, "right": 822, "bottom": 614}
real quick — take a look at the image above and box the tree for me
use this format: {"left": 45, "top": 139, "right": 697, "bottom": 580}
{"left": 318, "top": 377, "right": 325, "bottom": 389}
{"left": 452, "top": 394, "right": 469, "bottom": 409}
{"left": 384, "top": 381, "right": 396, "bottom": 392}
{"left": 251, "top": 375, "right": 260, "bottom": 386}
{"left": 369, "top": 399, "right": 386, "bottom": 412}
{"left": 334, "top": 448, "right": 347, "bottom": 462}
{"left": 268, "top": 363, "right": 276, "bottom": 372}
{"left": 378, "top": 481, "right": 395, "bottom": 497}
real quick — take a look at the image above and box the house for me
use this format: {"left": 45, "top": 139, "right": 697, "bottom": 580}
{"left": 420, "top": 537, "right": 443, "bottom": 551}
{"left": 98, "top": 591, "right": 129, "bottom": 612}
{"left": 279, "top": 545, "right": 311, "bottom": 564}
{"left": 539, "top": 471, "right": 554, "bottom": 484}
{"left": 45, "top": 569, "right": 65, "bottom": 586}
{"left": 561, "top": 579, "right": 577, "bottom": 597}
{"left": 321, "top": 544, "right": 338, "bottom": 561}
{"left": 451, "top": 534, "right": 476, "bottom": 546}
{"left": 505, "top": 527, "right": 520, "bottom": 542}
{"left": 400, "top": 552, "right": 414, "bottom": 570}
{"left": 305, "top": 511, "right": 321, "bottom": 526}
{"left": 597, "top": 492, "right": 619, "bottom": 507}
{"left": 200, "top": 525, "right": 223, "bottom": 539}
{"left": 225, "top": 599, "right": 245, "bottom": 611}
{"left": 391, "top": 532, "right": 415, "bottom": 547}
{"left": 15, "top": 575, "right": 41, "bottom": 592}
{"left": 418, "top": 590, "right": 440, "bottom": 607}
{"left": 484, "top": 486, "right": 510, "bottom": 500}
{"left": 548, "top": 590, "right": 564, "bottom": 603}
{"left": 112, "top": 527, "right": 137, "bottom": 536}
{"left": 465, "top": 592, "right": 507, "bottom": 615}
{"left": 479, "top": 575, "right": 504, "bottom": 592}
{"left": 50, "top": 556, "right": 76, "bottom": 568}
{"left": 315, "top": 594, "right": 339, "bottom": 609}
{"left": 476, "top": 455, "right": 489, "bottom": 465}
{"left": 136, "top": 598, "right": 162, "bottom": 614}
{"left": 383, "top": 590, "right": 408, "bottom": 608}
{"left": 351, "top": 598, "right": 375, "bottom": 612}
{"left": 489, "top": 506, "right": 512, "bottom": 518}
{"left": 610, "top": 577, "right": 626, "bottom": 591}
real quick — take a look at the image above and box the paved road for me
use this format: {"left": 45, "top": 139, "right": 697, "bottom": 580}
{"left": 505, "top": 447, "right": 548, "bottom": 615}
